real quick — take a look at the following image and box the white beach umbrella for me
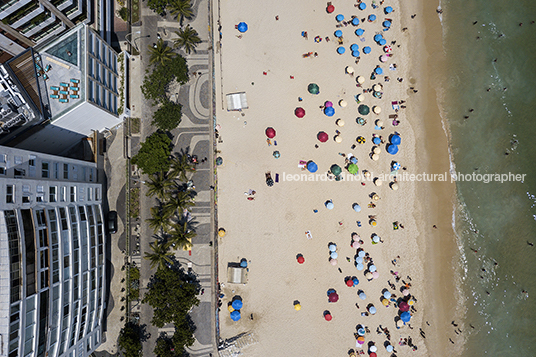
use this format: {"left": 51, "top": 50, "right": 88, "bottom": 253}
{"left": 335, "top": 135, "right": 343, "bottom": 143}
{"left": 373, "top": 106, "right": 382, "bottom": 114}
{"left": 374, "top": 178, "right": 382, "bottom": 186}
{"left": 357, "top": 76, "right": 365, "bottom": 84}
{"left": 357, "top": 94, "right": 365, "bottom": 102}
{"left": 346, "top": 66, "right": 355, "bottom": 74}
{"left": 336, "top": 119, "right": 345, "bottom": 126}
{"left": 373, "top": 147, "right": 381, "bottom": 155}
{"left": 373, "top": 84, "right": 382, "bottom": 92}
{"left": 391, "top": 182, "right": 399, "bottom": 190}
{"left": 371, "top": 154, "right": 379, "bottom": 161}
{"left": 339, "top": 99, "right": 348, "bottom": 107}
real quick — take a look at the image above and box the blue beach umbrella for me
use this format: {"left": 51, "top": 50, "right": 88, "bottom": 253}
{"left": 240, "top": 259, "right": 248, "bottom": 267}
{"left": 230, "top": 310, "right": 241, "bottom": 321}
{"left": 337, "top": 46, "right": 345, "bottom": 54}
{"left": 307, "top": 161, "right": 318, "bottom": 173}
{"left": 232, "top": 300, "right": 243, "bottom": 310}
{"left": 331, "top": 251, "right": 338, "bottom": 259}
{"left": 374, "top": 34, "right": 383, "bottom": 42}
{"left": 336, "top": 14, "right": 344, "bottom": 22}
{"left": 391, "top": 134, "right": 401, "bottom": 145}
{"left": 353, "top": 278, "right": 359, "bottom": 285}
{"left": 386, "top": 345, "right": 394, "bottom": 352}
{"left": 355, "top": 256, "right": 363, "bottom": 264}
{"left": 237, "top": 22, "right": 248, "bottom": 33}
{"left": 383, "top": 291, "right": 392, "bottom": 299}
{"left": 375, "top": 67, "right": 383, "bottom": 75}
{"left": 350, "top": 43, "right": 359, "bottom": 51}
{"left": 356, "top": 263, "right": 364, "bottom": 270}
{"left": 387, "top": 144, "right": 399, "bottom": 155}
{"left": 385, "top": 6, "right": 393, "bottom": 14}
{"left": 350, "top": 156, "right": 358, "bottom": 164}
{"left": 369, "top": 306, "right": 377, "bottom": 314}
{"left": 353, "top": 203, "right": 362, "bottom": 212}
{"left": 383, "top": 20, "right": 392, "bottom": 27}
{"left": 392, "top": 162, "right": 401, "bottom": 170}
{"left": 379, "top": 38, "right": 387, "bottom": 46}
{"left": 329, "top": 244, "right": 337, "bottom": 252}
{"left": 369, "top": 14, "right": 376, "bottom": 21}
{"left": 355, "top": 28, "right": 365, "bottom": 36}
{"left": 359, "top": 292, "right": 367, "bottom": 300}
{"left": 324, "top": 106, "right": 335, "bottom": 116}
{"left": 369, "top": 265, "right": 377, "bottom": 272}
{"left": 325, "top": 200, "right": 334, "bottom": 209}
{"left": 363, "top": 46, "right": 371, "bottom": 54}
{"left": 359, "top": 2, "right": 366, "bottom": 10}
{"left": 352, "top": 51, "right": 360, "bottom": 57}
{"left": 335, "top": 30, "right": 343, "bottom": 38}
{"left": 373, "top": 137, "right": 381, "bottom": 145}
{"left": 352, "top": 17, "right": 360, "bottom": 26}
{"left": 358, "top": 327, "right": 366, "bottom": 336}
{"left": 358, "top": 250, "right": 366, "bottom": 258}
{"left": 401, "top": 311, "right": 411, "bottom": 323}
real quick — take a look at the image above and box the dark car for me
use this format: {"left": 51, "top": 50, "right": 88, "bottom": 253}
{"left": 107, "top": 211, "right": 118, "bottom": 234}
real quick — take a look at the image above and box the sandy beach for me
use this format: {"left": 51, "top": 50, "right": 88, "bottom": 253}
{"left": 212, "top": 0, "right": 459, "bottom": 355}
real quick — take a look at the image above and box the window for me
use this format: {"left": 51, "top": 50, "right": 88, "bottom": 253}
{"left": 6, "top": 185, "right": 14, "bottom": 203}
{"left": 42, "top": 162, "right": 49, "bottom": 178}
{"left": 0, "top": 167, "right": 5, "bottom": 175}
{"left": 60, "top": 187, "right": 66, "bottom": 202}
{"left": 88, "top": 187, "right": 92, "bottom": 201}
{"left": 54, "top": 163, "right": 59, "bottom": 179}
{"left": 95, "top": 187, "right": 100, "bottom": 201}
{"left": 49, "top": 187, "right": 57, "bottom": 202}
{"left": 22, "top": 196, "right": 30, "bottom": 203}
{"left": 14, "top": 168, "right": 25, "bottom": 177}
{"left": 70, "top": 186, "right": 76, "bottom": 202}
{"left": 0, "top": 154, "right": 5, "bottom": 163}
{"left": 29, "top": 155, "right": 35, "bottom": 167}
{"left": 63, "top": 164, "right": 69, "bottom": 179}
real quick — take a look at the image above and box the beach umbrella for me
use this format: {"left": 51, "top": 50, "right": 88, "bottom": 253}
{"left": 216, "top": 157, "right": 223, "bottom": 165}
{"left": 352, "top": 241, "right": 360, "bottom": 249}
{"left": 324, "top": 312, "right": 333, "bottom": 321}
{"left": 346, "top": 279, "right": 354, "bottom": 287}
{"left": 218, "top": 228, "right": 226, "bottom": 237}
{"left": 384, "top": 291, "right": 392, "bottom": 299}
{"left": 357, "top": 76, "right": 365, "bottom": 84}
{"left": 357, "top": 94, "right": 365, "bottom": 102}
{"left": 352, "top": 17, "right": 360, "bottom": 26}
{"left": 402, "top": 289, "right": 410, "bottom": 296}
{"left": 325, "top": 100, "right": 333, "bottom": 107}
{"left": 307, "top": 161, "right": 318, "bottom": 173}
{"left": 379, "top": 38, "right": 387, "bottom": 45}
{"left": 358, "top": 250, "right": 366, "bottom": 258}
{"left": 387, "top": 144, "right": 399, "bottom": 155}
{"left": 237, "top": 22, "right": 248, "bottom": 33}
{"left": 391, "top": 134, "right": 401, "bottom": 145}
{"left": 374, "top": 178, "right": 382, "bottom": 186}
{"left": 337, "top": 46, "right": 345, "bottom": 54}
{"left": 392, "top": 162, "right": 401, "bottom": 170}
{"left": 380, "top": 54, "right": 390, "bottom": 62}
{"left": 327, "top": 4, "right": 335, "bottom": 13}
{"left": 346, "top": 66, "right": 355, "bottom": 74}
{"left": 358, "top": 328, "right": 366, "bottom": 336}
{"left": 297, "top": 255, "right": 305, "bottom": 264}
{"left": 359, "top": 2, "right": 366, "bottom": 10}
{"left": 324, "top": 106, "right": 335, "bottom": 116}
{"left": 356, "top": 263, "right": 364, "bottom": 270}
{"left": 373, "top": 137, "right": 381, "bottom": 145}
{"left": 335, "top": 135, "right": 343, "bottom": 143}
{"left": 358, "top": 104, "right": 370, "bottom": 115}
{"left": 396, "top": 319, "right": 404, "bottom": 328}
{"left": 265, "top": 127, "right": 276, "bottom": 138}
{"left": 385, "top": 6, "right": 393, "bottom": 14}
{"left": 375, "top": 67, "right": 383, "bottom": 75}
{"left": 330, "top": 258, "right": 338, "bottom": 265}
{"left": 325, "top": 200, "right": 334, "bottom": 209}
{"left": 368, "top": 14, "right": 376, "bottom": 21}
{"left": 352, "top": 50, "right": 360, "bottom": 57}
{"left": 355, "top": 256, "right": 363, "bottom": 264}
{"left": 336, "top": 14, "right": 344, "bottom": 22}
{"left": 230, "top": 310, "right": 241, "bottom": 321}
{"left": 359, "top": 292, "right": 367, "bottom": 300}
{"left": 232, "top": 299, "right": 243, "bottom": 310}
{"left": 330, "top": 164, "right": 342, "bottom": 176}
{"left": 328, "top": 292, "right": 339, "bottom": 302}
{"left": 369, "top": 306, "right": 377, "bottom": 314}
{"left": 370, "top": 346, "right": 378, "bottom": 352}
{"left": 240, "top": 259, "right": 247, "bottom": 268}
{"left": 391, "top": 182, "right": 399, "bottom": 190}
{"left": 374, "top": 34, "right": 383, "bottom": 42}
{"left": 330, "top": 251, "right": 338, "bottom": 259}
{"left": 335, "top": 30, "right": 343, "bottom": 38}
{"left": 348, "top": 164, "right": 359, "bottom": 174}
{"left": 355, "top": 28, "right": 365, "bottom": 36}
{"left": 386, "top": 345, "right": 394, "bottom": 352}
{"left": 371, "top": 153, "right": 379, "bottom": 161}
{"left": 363, "top": 46, "right": 371, "bottom": 54}
{"left": 365, "top": 272, "right": 373, "bottom": 280}
{"left": 317, "top": 131, "right": 329, "bottom": 142}
{"left": 295, "top": 107, "right": 305, "bottom": 118}
{"left": 372, "top": 271, "right": 379, "bottom": 279}
{"left": 369, "top": 353, "right": 377, "bottom": 357}
{"left": 408, "top": 298, "right": 416, "bottom": 305}
{"left": 228, "top": 305, "right": 235, "bottom": 312}
{"left": 294, "top": 303, "right": 301, "bottom": 311}
{"left": 357, "top": 336, "right": 365, "bottom": 344}
{"left": 382, "top": 298, "right": 390, "bottom": 306}
{"left": 399, "top": 301, "right": 410, "bottom": 312}
{"left": 353, "top": 203, "right": 361, "bottom": 212}
{"left": 372, "top": 235, "right": 380, "bottom": 244}
{"left": 373, "top": 84, "right": 382, "bottom": 91}
{"left": 350, "top": 156, "right": 358, "bottom": 164}
{"left": 372, "top": 194, "right": 380, "bottom": 201}
{"left": 339, "top": 99, "right": 347, "bottom": 107}
{"left": 337, "top": 119, "right": 345, "bottom": 126}
{"left": 401, "top": 311, "right": 411, "bottom": 323}
{"left": 369, "top": 265, "right": 377, "bottom": 272}
{"left": 308, "top": 83, "right": 320, "bottom": 94}
{"left": 353, "top": 278, "right": 359, "bottom": 285}
{"left": 350, "top": 43, "right": 359, "bottom": 51}
{"left": 384, "top": 45, "right": 393, "bottom": 53}
{"left": 273, "top": 151, "right": 280, "bottom": 159}
{"left": 383, "top": 20, "right": 392, "bottom": 27}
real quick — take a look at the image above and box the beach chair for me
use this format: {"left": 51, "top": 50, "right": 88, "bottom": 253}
{"left": 70, "top": 78, "right": 80, "bottom": 84}
{"left": 45, "top": 64, "right": 51, "bottom": 72}
{"left": 391, "top": 101, "right": 399, "bottom": 110}
{"left": 298, "top": 160, "right": 307, "bottom": 170}
{"left": 59, "top": 98, "right": 69, "bottom": 103}
{"left": 69, "top": 94, "right": 79, "bottom": 99}
{"left": 60, "top": 82, "right": 69, "bottom": 87}
{"left": 265, "top": 172, "right": 274, "bottom": 187}
{"left": 59, "top": 90, "right": 69, "bottom": 95}
{"left": 70, "top": 86, "right": 79, "bottom": 91}
{"left": 50, "top": 94, "right": 59, "bottom": 99}
{"left": 43, "top": 74, "right": 48, "bottom": 80}
{"left": 50, "top": 86, "right": 60, "bottom": 91}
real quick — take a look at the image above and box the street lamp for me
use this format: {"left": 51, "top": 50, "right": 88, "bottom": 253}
{"left": 125, "top": 31, "right": 150, "bottom": 52}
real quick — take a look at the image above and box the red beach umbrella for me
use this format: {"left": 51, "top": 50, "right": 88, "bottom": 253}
{"left": 346, "top": 279, "right": 354, "bottom": 287}
{"left": 324, "top": 313, "right": 332, "bottom": 321}
{"left": 317, "top": 131, "right": 329, "bottom": 142}
{"left": 295, "top": 107, "right": 306, "bottom": 118}
{"left": 399, "top": 301, "right": 410, "bottom": 312}
{"left": 297, "top": 255, "right": 305, "bottom": 264}
{"left": 265, "top": 127, "right": 276, "bottom": 138}
{"left": 384, "top": 45, "right": 393, "bottom": 53}
{"left": 369, "top": 353, "right": 377, "bottom": 357}
{"left": 328, "top": 292, "right": 339, "bottom": 302}
{"left": 327, "top": 4, "right": 335, "bottom": 13}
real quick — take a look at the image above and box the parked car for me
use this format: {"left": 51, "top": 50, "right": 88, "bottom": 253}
{"left": 107, "top": 211, "right": 118, "bottom": 234}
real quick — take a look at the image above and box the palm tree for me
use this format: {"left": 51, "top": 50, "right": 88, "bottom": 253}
{"left": 173, "top": 25, "right": 201, "bottom": 54}
{"left": 147, "top": 206, "right": 173, "bottom": 233}
{"left": 162, "top": 191, "right": 195, "bottom": 218}
{"left": 148, "top": 39, "right": 175, "bottom": 66}
{"left": 146, "top": 172, "right": 174, "bottom": 201}
{"left": 144, "top": 240, "right": 174, "bottom": 269}
{"left": 169, "top": 150, "right": 196, "bottom": 182}
{"left": 168, "top": 0, "right": 193, "bottom": 26}
{"left": 169, "top": 221, "right": 196, "bottom": 250}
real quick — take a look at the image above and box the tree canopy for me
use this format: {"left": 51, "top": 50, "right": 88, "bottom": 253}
{"left": 141, "top": 55, "right": 189, "bottom": 105}
{"left": 132, "top": 131, "right": 173, "bottom": 175}
{"left": 118, "top": 322, "right": 142, "bottom": 357}
{"left": 146, "top": 0, "right": 168, "bottom": 15}
{"left": 173, "top": 25, "right": 201, "bottom": 54}
{"left": 152, "top": 101, "right": 183, "bottom": 131}
{"left": 142, "top": 266, "right": 200, "bottom": 328}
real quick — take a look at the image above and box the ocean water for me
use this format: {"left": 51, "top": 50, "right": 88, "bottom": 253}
{"left": 439, "top": 0, "right": 536, "bottom": 354}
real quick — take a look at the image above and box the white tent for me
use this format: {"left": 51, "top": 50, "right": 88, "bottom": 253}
{"left": 226, "top": 92, "right": 248, "bottom": 111}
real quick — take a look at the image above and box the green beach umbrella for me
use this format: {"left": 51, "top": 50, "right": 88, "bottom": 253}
{"left": 358, "top": 104, "right": 370, "bottom": 115}
{"left": 308, "top": 83, "right": 320, "bottom": 95}
{"left": 348, "top": 163, "right": 359, "bottom": 174}
{"left": 330, "top": 164, "right": 342, "bottom": 176}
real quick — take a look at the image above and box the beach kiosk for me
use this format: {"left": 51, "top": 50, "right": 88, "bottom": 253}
{"left": 227, "top": 266, "right": 248, "bottom": 284}
{"left": 226, "top": 92, "right": 249, "bottom": 111}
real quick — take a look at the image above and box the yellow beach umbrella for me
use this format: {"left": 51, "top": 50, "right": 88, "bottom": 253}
{"left": 228, "top": 305, "right": 235, "bottom": 312}
{"left": 382, "top": 298, "right": 389, "bottom": 306}
{"left": 294, "top": 303, "right": 302, "bottom": 311}
{"left": 218, "top": 228, "right": 226, "bottom": 237}
{"left": 408, "top": 299, "right": 415, "bottom": 305}
{"left": 372, "top": 194, "right": 380, "bottom": 201}
{"left": 370, "top": 220, "right": 377, "bottom": 227}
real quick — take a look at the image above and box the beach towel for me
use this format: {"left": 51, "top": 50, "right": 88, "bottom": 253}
{"left": 305, "top": 230, "right": 313, "bottom": 239}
